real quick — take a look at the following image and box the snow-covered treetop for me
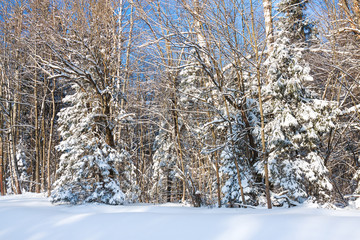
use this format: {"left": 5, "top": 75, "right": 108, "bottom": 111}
{"left": 277, "top": 0, "right": 313, "bottom": 44}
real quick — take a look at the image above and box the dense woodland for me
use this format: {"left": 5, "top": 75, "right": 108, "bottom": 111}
{"left": 1, "top": 0, "right": 360, "bottom": 208}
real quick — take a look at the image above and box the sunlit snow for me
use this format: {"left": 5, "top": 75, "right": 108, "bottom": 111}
{"left": 1, "top": 193, "right": 360, "bottom": 240}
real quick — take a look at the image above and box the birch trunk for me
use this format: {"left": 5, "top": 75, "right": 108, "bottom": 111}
{"left": 263, "top": 0, "right": 274, "bottom": 52}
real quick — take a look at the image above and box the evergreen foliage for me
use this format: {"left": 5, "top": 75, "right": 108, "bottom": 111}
{"left": 151, "top": 123, "right": 177, "bottom": 202}
{"left": 219, "top": 102, "right": 262, "bottom": 206}
{"left": 2, "top": 0, "right": 360, "bottom": 209}
{"left": 258, "top": 0, "right": 339, "bottom": 202}
{"left": 277, "top": 0, "right": 313, "bottom": 43}
{"left": 51, "top": 85, "right": 127, "bottom": 205}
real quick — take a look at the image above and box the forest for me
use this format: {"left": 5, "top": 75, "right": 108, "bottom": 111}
{"left": 0, "top": 0, "right": 360, "bottom": 209}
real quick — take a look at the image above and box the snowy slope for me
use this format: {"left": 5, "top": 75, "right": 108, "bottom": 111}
{"left": 1, "top": 193, "right": 360, "bottom": 240}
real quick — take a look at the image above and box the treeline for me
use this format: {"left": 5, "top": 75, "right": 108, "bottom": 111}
{"left": 0, "top": 0, "right": 360, "bottom": 208}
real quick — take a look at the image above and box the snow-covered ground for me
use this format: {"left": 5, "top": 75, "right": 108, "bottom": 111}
{"left": 1, "top": 193, "right": 360, "bottom": 240}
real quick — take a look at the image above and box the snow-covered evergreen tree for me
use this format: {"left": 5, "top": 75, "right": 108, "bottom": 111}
{"left": 51, "top": 84, "right": 127, "bottom": 205}
{"left": 180, "top": 50, "right": 264, "bottom": 206}
{"left": 277, "top": 0, "right": 314, "bottom": 44}
{"left": 221, "top": 159, "right": 259, "bottom": 206}
{"left": 220, "top": 112, "right": 260, "bottom": 206}
{"left": 6, "top": 140, "right": 30, "bottom": 193}
{"left": 176, "top": 51, "right": 222, "bottom": 206}
{"left": 16, "top": 141, "right": 30, "bottom": 192}
{"left": 178, "top": 53, "right": 209, "bottom": 110}
{"left": 258, "top": 0, "right": 338, "bottom": 202}
{"left": 151, "top": 123, "right": 177, "bottom": 202}
{"left": 151, "top": 60, "right": 207, "bottom": 204}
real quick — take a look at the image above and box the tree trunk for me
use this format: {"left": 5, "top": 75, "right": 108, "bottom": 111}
{"left": 0, "top": 57, "right": 4, "bottom": 196}
{"left": 104, "top": 98, "right": 115, "bottom": 148}
{"left": 251, "top": 0, "right": 272, "bottom": 209}
{"left": 167, "top": 173, "right": 172, "bottom": 202}
{"left": 263, "top": 0, "right": 274, "bottom": 52}
{"left": 47, "top": 79, "right": 56, "bottom": 197}
{"left": 214, "top": 154, "right": 221, "bottom": 208}
{"left": 40, "top": 94, "right": 47, "bottom": 192}
{"left": 6, "top": 51, "right": 21, "bottom": 194}
{"left": 0, "top": 136, "right": 4, "bottom": 196}
{"left": 173, "top": 103, "right": 187, "bottom": 202}
{"left": 34, "top": 61, "right": 40, "bottom": 193}
{"left": 9, "top": 130, "right": 21, "bottom": 194}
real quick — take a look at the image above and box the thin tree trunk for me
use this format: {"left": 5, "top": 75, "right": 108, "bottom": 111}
{"left": 174, "top": 106, "right": 186, "bottom": 202}
{"left": 0, "top": 57, "right": 4, "bottom": 196}
{"left": 34, "top": 55, "right": 40, "bottom": 193}
{"left": 121, "top": 5, "right": 134, "bottom": 111}
{"left": 117, "top": 3, "right": 133, "bottom": 148}
{"left": 7, "top": 139, "right": 14, "bottom": 192}
{"left": 215, "top": 154, "right": 221, "bottom": 207}
{"left": 250, "top": 0, "right": 272, "bottom": 209}
{"left": 167, "top": 170, "right": 172, "bottom": 202}
{"left": 207, "top": 108, "right": 222, "bottom": 207}
{"left": 47, "top": 79, "right": 56, "bottom": 197}
{"left": 139, "top": 121, "right": 145, "bottom": 201}
{"left": 115, "top": 0, "right": 123, "bottom": 143}
{"left": 40, "top": 94, "right": 47, "bottom": 192}
{"left": 257, "top": 72, "right": 272, "bottom": 209}
{"left": 0, "top": 136, "right": 4, "bottom": 196}
{"left": 40, "top": 65, "right": 50, "bottom": 192}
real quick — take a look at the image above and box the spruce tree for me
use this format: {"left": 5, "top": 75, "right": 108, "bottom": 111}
{"left": 151, "top": 123, "right": 178, "bottom": 203}
{"left": 220, "top": 110, "right": 261, "bottom": 206}
{"left": 258, "top": 0, "right": 338, "bottom": 202}
{"left": 51, "top": 84, "right": 127, "bottom": 205}
{"left": 277, "top": 0, "right": 313, "bottom": 44}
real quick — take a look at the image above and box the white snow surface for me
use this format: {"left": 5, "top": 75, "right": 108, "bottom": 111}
{"left": 1, "top": 193, "right": 360, "bottom": 240}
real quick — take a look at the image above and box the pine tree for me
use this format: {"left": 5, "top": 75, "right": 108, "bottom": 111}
{"left": 51, "top": 84, "right": 127, "bottom": 205}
